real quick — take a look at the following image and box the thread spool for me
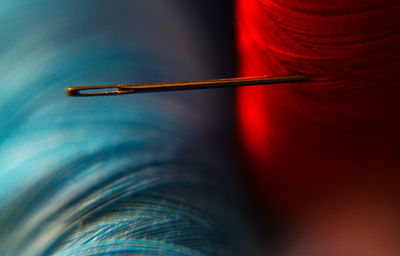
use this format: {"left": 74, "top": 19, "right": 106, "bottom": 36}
{"left": 0, "top": 1, "right": 253, "bottom": 255}
{"left": 237, "top": 0, "right": 400, "bottom": 217}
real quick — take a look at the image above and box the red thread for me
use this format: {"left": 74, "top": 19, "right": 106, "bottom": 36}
{"left": 237, "top": 0, "right": 400, "bottom": 216}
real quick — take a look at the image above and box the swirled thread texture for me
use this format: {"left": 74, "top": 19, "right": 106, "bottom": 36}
{"left": 0, "top": 1, "right": 251, "bottom": 255}
{"left": 237, "top": 0, "right": 400, "bottom": 212}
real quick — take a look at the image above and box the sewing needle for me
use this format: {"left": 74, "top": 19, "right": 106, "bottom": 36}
{"left": 66, "top": 75, "right": 307, "bottom": 96}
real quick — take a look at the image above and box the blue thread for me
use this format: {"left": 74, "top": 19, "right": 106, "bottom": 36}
{"left": 0, "top": 1, "right": 253, "bottom": 255}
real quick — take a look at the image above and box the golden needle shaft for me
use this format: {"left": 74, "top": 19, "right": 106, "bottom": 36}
{"left": 66, "top": 75, "right": 307, "bottom": 96}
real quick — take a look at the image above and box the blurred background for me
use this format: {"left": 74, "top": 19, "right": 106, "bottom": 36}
{"left": 3, "top": 1, "right": 398, "bottom": 255}
{"left": 0, "top": 1, "right": 262, "bottom": 255}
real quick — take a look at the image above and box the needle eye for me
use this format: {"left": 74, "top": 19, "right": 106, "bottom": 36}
{"left": 67, "top": 86, "right": 135, "bottom": 96}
